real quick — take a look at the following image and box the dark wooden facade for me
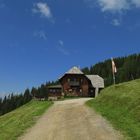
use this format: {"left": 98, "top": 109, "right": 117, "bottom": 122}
{"left": 60, "top": 74, "right": 95, "bottom": 97}
{"left": 48, "top": 85, "right": 62, "bottom": 99}
{"left": 48, "top": 67, "right": 104, "bottom": 99}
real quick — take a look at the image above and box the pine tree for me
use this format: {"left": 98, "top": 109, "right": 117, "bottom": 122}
{"left": 24, "top": 89, "right": 32, "bottom": 103}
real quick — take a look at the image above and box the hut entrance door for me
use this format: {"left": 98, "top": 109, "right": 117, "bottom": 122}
{"left": 89, "top": 88, "right": 95, "bottom": 97}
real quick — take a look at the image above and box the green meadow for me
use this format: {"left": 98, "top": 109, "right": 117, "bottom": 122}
{"left": 87, "top": 79, "right": 140, "bottom": 140}
{"left": 0, "top": 100, "right": 52, "bottom": 140}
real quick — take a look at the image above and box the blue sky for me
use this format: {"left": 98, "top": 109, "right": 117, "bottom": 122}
{"left": 0, "top": 0, "right": 140, "bottom": 96}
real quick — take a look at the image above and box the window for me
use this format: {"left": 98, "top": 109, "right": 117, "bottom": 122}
{"left": 74, "top": 78, "right": 77, "bottom": 81}
{"left": 57, "top": 89, "right": 60, "bottom": 92}
{"left": 67, "top": 78, "right": 70, "bottom": 82}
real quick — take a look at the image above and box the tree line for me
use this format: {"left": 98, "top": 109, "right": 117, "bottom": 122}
{"left": 0, "top": 89, "right": 32, "bottom": 116}
{"left": 0, "top": 81, "right": 57, "bottom": 116}
{"left": 82, "top": 53, "right": 140, "bottom": 86}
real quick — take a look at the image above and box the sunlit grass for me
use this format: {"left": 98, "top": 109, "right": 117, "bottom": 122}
{"left": 0, "top": 100, "right": 53, "bottom": 140}
{"left": 86, "top": 79, "right": 140, "bottom": 140}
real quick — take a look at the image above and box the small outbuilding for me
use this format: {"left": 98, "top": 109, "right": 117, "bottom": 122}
{"left": 48, "top": 85, "right": 62, "bottom": 100}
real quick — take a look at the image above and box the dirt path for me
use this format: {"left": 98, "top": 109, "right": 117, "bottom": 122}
{"left": 19, "top": 98, "right": 123, "bottom": 140}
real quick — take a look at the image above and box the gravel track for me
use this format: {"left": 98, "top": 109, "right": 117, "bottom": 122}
{"left": 19, "top": 98, "right": 123, "bottom": 140}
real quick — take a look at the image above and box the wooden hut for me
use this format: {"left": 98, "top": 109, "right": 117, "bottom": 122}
{"left": 48, "top": 66, "right": 104, "bottom": 99}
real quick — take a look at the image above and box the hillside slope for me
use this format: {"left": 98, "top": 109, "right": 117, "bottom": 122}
{"left": 0, "top": 100, "right": 52, "bottom": 140}
{"left": 87, "top": 79, "right": 140, "bottom": 140}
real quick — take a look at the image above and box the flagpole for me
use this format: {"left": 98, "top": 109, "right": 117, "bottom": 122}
{"left": 111, "top": 58, "right": 116, "bottom": 85}
{"left": 113, "top": 72, "right": 116, "bottom": 85}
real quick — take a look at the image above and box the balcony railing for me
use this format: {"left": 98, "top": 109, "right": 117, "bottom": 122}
{"left": 69, "top": 81, "right": 80, "bottom": 86}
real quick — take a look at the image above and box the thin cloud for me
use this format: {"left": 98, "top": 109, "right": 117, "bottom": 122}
{"left": 58, "top": 47, "right": 70, "bottom": 56}
{"left": 57, "top": 40, "right": 70, "bottom": 56}
{"left": 85, "top": 0, "right": 140, "bottom": 13}
{"left": 84, "top": 0, "right": 140, "bottom": 26}
{"left": 58, "top": 40, "right": 64, "bottom": 46}
{"left": 98, "top": 0, "right": 129, "bottom": 13}
{"left": 32, "top": 2, "right": 53, "bottom": 20}
{"left": 111, "top": 19, "right": 121, "bottom": 26}
{"left": 132, "top": 0, "right": 140, "bottom": 7}
{"left": 33, "top": 30, "right": 47, "bottom": 40}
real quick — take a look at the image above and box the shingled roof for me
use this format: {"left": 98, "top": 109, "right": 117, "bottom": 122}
{"left": 59, "top": 67, "right": 104, "bottom": 89}
{"left": 86, "top": 75, "right": 104, "bottom": 88}
{"left": 66, "top": 66, "right": 84, "bottom": 74}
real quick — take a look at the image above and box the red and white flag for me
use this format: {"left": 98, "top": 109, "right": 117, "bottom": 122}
{"left": 111, "top": 58, "right": 117, "bottom": 74}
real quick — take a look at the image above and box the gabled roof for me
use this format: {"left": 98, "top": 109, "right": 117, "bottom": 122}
{"left": 66, "top": 66, "right": 84, "bottom": 74}
{"left": 59, "top": 66, "right": 84, "bottom": 80}
{"left": 86, "top": 75, "right": 104, "bottom": 88}
{"left": 59, "top": 67, "right": 105, "bottom": 89}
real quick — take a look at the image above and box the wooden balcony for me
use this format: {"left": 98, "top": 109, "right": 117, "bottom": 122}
{"left": 69, "top": 81, "right": 80, "bottom": 86}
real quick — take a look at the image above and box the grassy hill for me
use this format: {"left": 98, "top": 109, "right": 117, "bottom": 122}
{"left": 87, "top": 79, "right": 140, "bottom": 140}
{"left": 0, "top": 100, "right": 52, "bottom": 140}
